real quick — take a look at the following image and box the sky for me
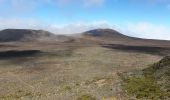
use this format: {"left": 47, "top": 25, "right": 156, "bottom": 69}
{"left": 0, "top": 0, "right": 170, "bottom": 40}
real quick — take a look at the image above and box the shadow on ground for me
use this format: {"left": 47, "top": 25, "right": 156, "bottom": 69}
{"left": 0, "top": 50, "right": 42, "bottom": 59}
{"left": 102, "top": 44, "right": 170, "bottom": 56}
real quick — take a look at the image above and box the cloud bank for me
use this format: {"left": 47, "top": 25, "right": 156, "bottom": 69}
{"left": 0, "top": 18, "right": 113, "bottom": 34}
{"left": 126, "top": 22, "right": 170, "bottom": 40}
{"left": 1, "top": 17, "right": 170, "bottom": 40}
{"left": 84, "top": 0, "right": 105, "bottom": 7}
{"left": 0, "top": 0, "right": 106, "bottom": 9}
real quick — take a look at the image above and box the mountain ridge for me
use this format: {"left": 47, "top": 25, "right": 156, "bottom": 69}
{"left": 0, "top": 29, "right": 55, "bottom": 42}
{"left": 1, "top": 28, "right": 170, "bottom": 46}
{"left": 0, "top": 29, "right": 75, "bottom": 42}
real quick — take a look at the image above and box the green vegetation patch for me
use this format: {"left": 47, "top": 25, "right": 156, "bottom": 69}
{"left": 122, "top": 56, "right": 170, "bottom": 99}
{"left": 0, "top": 90, "right": 42, "bottom": 99}
{"left": 122, "top": 76, "right": 164, "bottom": 99}
{"left": 59, "top": 85, "right": 72, "bottom": 92}
{"left": 62, "top": 85, "right": 72, "bottom": 92}
{"left": 77, "top": 94, "right": 96, "bottom": 100}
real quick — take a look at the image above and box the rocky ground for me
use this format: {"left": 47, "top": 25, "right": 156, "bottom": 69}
{"left": 0, "top": 41, "right": 162, "bottom": 100}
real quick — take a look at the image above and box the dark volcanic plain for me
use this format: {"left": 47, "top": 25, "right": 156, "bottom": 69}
{"left": 0, "top": 29, "right": 169, "bottom": 100}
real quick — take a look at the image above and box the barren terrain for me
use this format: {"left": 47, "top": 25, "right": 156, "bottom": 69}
{"left": 0, "top": 29, "right": 169, "bottom": 100}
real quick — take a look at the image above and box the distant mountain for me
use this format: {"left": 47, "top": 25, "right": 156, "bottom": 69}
{"left": 0, "top": 29, "right": 75, "bottom": 42}
{"left": 1, "top": 28, "right": 170, "bottom": 47}
{"left": 83, "top": 29, "right": 132, "bottom": 41}
{"left": 0, "top": 29, "right": 56, "bottom": 42}
{"left": 82, "top": 29, "right": 170, "bottom": 47}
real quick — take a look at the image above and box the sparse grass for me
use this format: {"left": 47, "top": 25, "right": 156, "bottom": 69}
{"left": 85, "top": 77, "right": 102, "bottom": 85}
{"left": 0, "top": 46, "right": 161, "bottom": 100}
{"left": 0, "top": 90, "right": 43, "bottom": 99}
{"left": 122, "top": 76, "right": 164, "bottom": 99}
{"left": 62, "top": 85, "right": 72, "bottom": 92}
{"left": 32, "top": 79, "right": 47, "bottom": 85}
{"left": 122, "top": 56, "right": 170, "bottom": 99}
{"left": 77, "top": 94, "right": 96, "bottom": 100}
{"left": 122, "top": 75, "right": 170, "bottom": 99}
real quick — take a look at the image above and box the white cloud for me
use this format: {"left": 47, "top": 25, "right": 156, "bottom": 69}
{"left": 167, "top": 4, "right": 170, "bottom": 9}
{"left": 0, "top": 0, "right": 4, "bottom": 3}
{"left": 0, "top": 0, "right": 107, "bottom": 20}
{"left": 3, "top": 0, "right": 106, "bottom": 9}
{"left": 1, "top": 18, "right": 170, "bottom": 40}
{"left": 50, "top": 21, "right": 113, "bottom": 34}
{"left": 0, "top": 18, "right": 112, "bottom": 34}
{"left": 140, "top": 0, "right": 170, "bottom": 4}
{"left": 45, "top": 0, "right": 74, "bottom": 6}
{"left": 150, "top": 0, "right": 170, "bottom": 9}
{"left": 0, "top": 18, "right": 46, "bottom": 30}
{"left": 10, "top": 0, "right": 38, "bottom": 12}
{"left": 0, "top": 0, "right": 5, "bottom": 6}
{"left": 84, "top": 0, "right": 105, "bottom": 7}
{"left": 125, "top": 22, "right": 170, "bottom": 40}
{"left": 47, "top": 0, "right": 106, "bottom": 7}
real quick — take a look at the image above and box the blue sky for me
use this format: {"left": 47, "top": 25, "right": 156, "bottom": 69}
{"left": 0, "top": 0, "right": 170, "bottom": 40}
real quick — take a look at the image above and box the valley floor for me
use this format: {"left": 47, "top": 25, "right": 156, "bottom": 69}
{"left": 0, "top": 42, "right": 163, "bottom": 100}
